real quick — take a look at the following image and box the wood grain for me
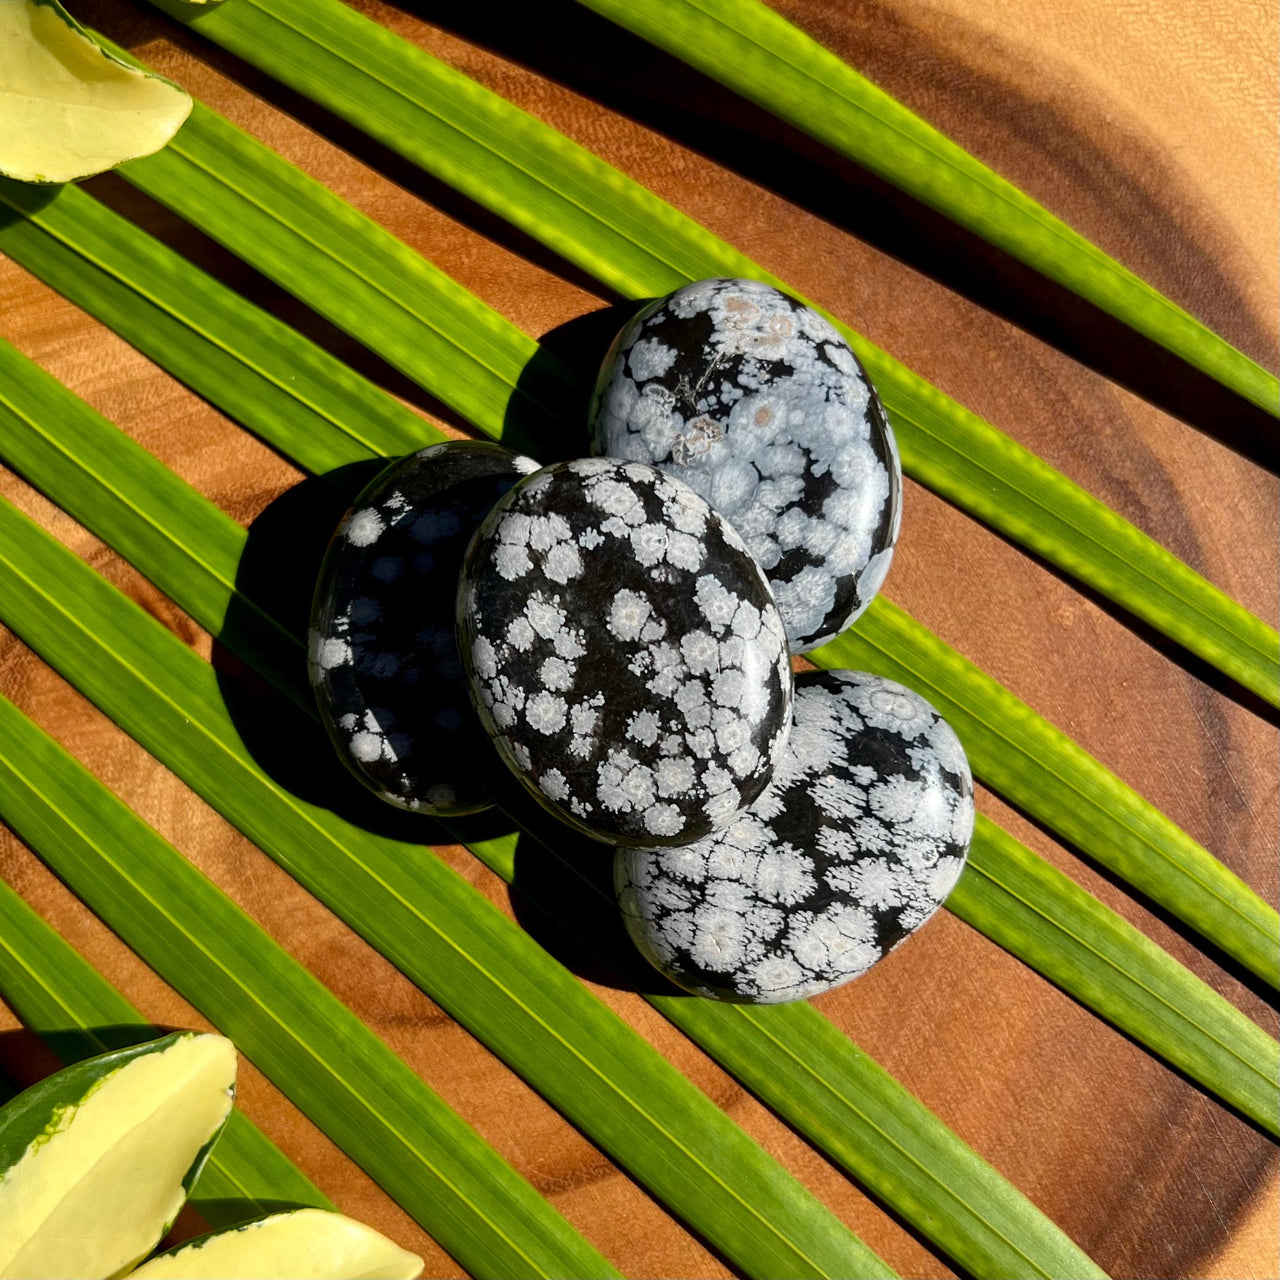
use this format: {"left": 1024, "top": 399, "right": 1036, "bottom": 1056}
{"left": 0, "top": 1, "right": 1276, "bottom": 1277}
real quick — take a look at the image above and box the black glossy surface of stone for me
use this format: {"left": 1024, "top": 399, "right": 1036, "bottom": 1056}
{"left": 617, "top": 670, "right": 973, "bottom": 1002}
{"left": 457, "top": 458, "right": 794, "bottom": 847}
{"left": 309, "top": 440, "right": 537, "bottom": 814}
{"left": 592, "top": 278, "right": 902, "bottom": 652}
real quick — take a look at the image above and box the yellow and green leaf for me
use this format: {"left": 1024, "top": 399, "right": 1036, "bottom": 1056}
{"left": 0, "top": 876, "right": 334, "bottom": 1226}
{"left": 127, "top": 1210, "right": 423, "bottom": 1280}
{"left": 0, "top": 1032, "right": 234, "bottom": 1280}
{"left": 0, "top": 0, "right": 189, "bottom": 183}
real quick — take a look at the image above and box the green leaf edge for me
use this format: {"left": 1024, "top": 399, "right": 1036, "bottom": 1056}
{"left": 572, "top": 0, "right": 1280, "bottom": 415}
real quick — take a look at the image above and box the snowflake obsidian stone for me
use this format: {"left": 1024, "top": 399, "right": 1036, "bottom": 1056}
{"left": 591, "top": 278, "right": 902, "bottom": 652}
{"left": 309, "top": 440, "right": 537, "bottom": 814}
{"left": 616, "top": 670, "right": 973, "bottom": 1002}
{"left": 457, "top": 458, "right": 794, "bottom": 847}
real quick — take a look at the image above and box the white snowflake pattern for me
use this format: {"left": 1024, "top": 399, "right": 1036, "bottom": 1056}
{"left": 850, "top": 680, "right": 936, "bottom": 739}
{"left": 628, "top": 336, "right": 679, "bottom": 380}
{"left": 593, "top": 277, "right": 901, "bottom": 648}
{"left": 613, "top": 671, "right": 973, "bottom": 1004}
{"left": 540, "top": 769, "right": 569, "bottom": 802}
{"left": 524, "top": 691, "right": 567, "bottom": 735}
{"left": 609, "top": 588, "right": 653, "bottom": 642}
{"left": 461, "top": 458, "right": 790, "bottom": 845}
{"left": 344, "top": 508, "right": 385, "bottom": 546}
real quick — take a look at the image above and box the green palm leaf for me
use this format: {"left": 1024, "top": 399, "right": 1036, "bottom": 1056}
{"left": 4, "top": 166, "right": 1272, "bottom": 987}
{"left": 0, "top": 175, "right": 442, "bottom": 475}
{"left": 127, "top": 2, "right": 1279, "bottom": 705}
{"left": 0, "top": 8, "right": 1269, "bottom": 1274}
{"left": 0, "top": 483, "right": 893, "bottom": 1280}
{"left": 952, "top": 819, "right": 1278, "bottom": 1134}
{"left": 0, "top": 877, "right": 335, "bottom": 1228}
{"left": 572, "top": 0, "right": 1279, "bottom": 415}
{"left": 0, "top": 698, "right": 619, "bottom": 1279}
{"left": 1, "top": 319, "right": 1273, "bottom": 1140}
{"left": 0, "top": 698, "right": 1106, "bottom": 1280}
{"left": 0, "top": 225, "right": 1112, "bottom": 1275}
{"left": 813, "top": 608, "right": 1279, "bottom": 986}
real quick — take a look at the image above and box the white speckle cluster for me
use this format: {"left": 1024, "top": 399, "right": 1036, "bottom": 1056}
{"left": 592, "top": 278, "right": 902, "bottom": 651}
{"left": 458, "top": 458, "right": 793, "bottom": 846}
{"left": 617, "top": 670, "right": 973, "bottom": 1003}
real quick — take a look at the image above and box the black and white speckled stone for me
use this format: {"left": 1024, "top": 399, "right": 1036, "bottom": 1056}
{"left": 591, "top": 278, "right": 902, "bottom": 653}
{"left": 309, "top": 440, "right": 538, "bottom": 814}
{"left": 457, "top": 458, "right": 794, "bottom": 847}
{"left": 616, "top": 669, "right": 973, "bottom": 1002}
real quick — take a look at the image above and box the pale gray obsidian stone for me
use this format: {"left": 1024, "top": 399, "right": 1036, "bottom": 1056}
{"left": 309, "top": 440, "right": 539, "bottom": 814}
{"left": 457, "top": 458, "right": 794, "bottom": 847}
{"left": 591, "top": 278, "right": 902, "bottom": 653}
{"left": 617, "top": 670, "right": 973, "bottom": 1003}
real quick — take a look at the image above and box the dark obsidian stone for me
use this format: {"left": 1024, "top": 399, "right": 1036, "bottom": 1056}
{"left": 457, "top": 458, "right": 794, "bottom": 847}
{"left": 617, "top": 669, "right": 973, "bottom": 1002}
{"left": 309, "top": 440, "right": 538, "bottom": 814}
{"left": 591, "top": 278, "right": 902, "bottom": 652}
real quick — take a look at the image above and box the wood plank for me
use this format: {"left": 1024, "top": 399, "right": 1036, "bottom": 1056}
{"left": 0, "top": 1, "right": 1275, "bottom": 1276}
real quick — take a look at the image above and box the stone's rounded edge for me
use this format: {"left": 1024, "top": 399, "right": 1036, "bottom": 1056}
{"left": 796, "top": 377, "right": 905, "bottom": 650}
{"left": 456, "top": 457, "right": 795, "bottom": 849}
{"left": 614, "top": 851, "right": 764, "bottom": 1003}
{"left": 871, "top": 391, "right": 904, "bottom": 551}
{"left": 615, "top": 668, "right": 974, "bottom": 1004}
{"left": 587, "top": 293, "right": 670, "bottom": 432}
{"left": 590, "top": 277, "right": 902, "bottom": 653}
{"left": 453, "top": 462, "right": 558, "bottom": 833}
{"left": 309, "top": 439, "right": 535, "bottom": 816}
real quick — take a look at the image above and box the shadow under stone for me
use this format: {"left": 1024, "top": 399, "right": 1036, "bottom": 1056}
{"left": 503, "top": 301, "right": 642, "bottom": 462}
{"left": 215, "top": 460, "right": 662, "bottom": 993}
{"left": 497, "top": 790, "right": 678, "bottom": 995}
{"left": 216, "top": 462, "right": 515, "bottom": 847}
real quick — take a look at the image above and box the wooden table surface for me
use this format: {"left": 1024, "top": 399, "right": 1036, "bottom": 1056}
{"left": 1, "top": 1, "right": 1276, "bottom": 1276}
